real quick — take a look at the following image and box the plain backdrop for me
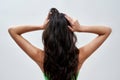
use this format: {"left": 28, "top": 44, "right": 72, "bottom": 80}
{"left": 0, "top": 0, "right": 119, "bottom": 80}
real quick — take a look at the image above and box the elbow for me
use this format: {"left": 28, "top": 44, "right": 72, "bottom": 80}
{"left": 8, "top": 27, "right": 14, "bottom": 34}
{"left": 107, "top": 27, "right": 112, "bottom": 34}
{"left": 8, "top": 27, "right": 13, "bottom": 34}
{"left": 8, "top": 27, "right": 18, "bottom": 36}
{"left": 105, "top": 26, "right": 112, "bottom": 36}
{"left": 8, "top": 27, "right": 22, "bottom": 36}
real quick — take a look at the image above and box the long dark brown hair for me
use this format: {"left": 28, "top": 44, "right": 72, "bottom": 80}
{"left": 42, "top": 8, "right": 79, "bottom": 80}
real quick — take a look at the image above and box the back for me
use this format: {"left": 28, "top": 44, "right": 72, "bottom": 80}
{"left": 42, "top": 8, "right": 79, "bottom": 80}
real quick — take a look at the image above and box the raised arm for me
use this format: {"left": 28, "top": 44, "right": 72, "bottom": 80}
{"left": 8, "top": 25, "right": 44, "bottom": 63}
{"left": 78, "top": 25, "right": 111, "bottom": 62}
{"left": 8, "top": 18, "right": 49, "bottom": 65}
{"left": 65, "top": 15, "right": 112, "bottom": 64}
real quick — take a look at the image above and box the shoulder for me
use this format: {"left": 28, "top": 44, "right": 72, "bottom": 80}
{"left": 35, "top": 50, "right": 44, "bottom": 71}
{"left": 77, "top": 48, "right": 85, "bottom": 71}
{"left": 36, "top": 50, "right": 44, "bottom": 64}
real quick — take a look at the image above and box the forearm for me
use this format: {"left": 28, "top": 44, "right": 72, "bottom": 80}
{"left": 8, "top": 25, "right": 43, "bottom": 35}
{"left": 79, "top": 25, "right": 112, "bottom": 35}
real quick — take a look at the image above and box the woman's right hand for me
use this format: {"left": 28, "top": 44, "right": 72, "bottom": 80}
{"left": 65, "top": 14, "right": 81, "bottom": 32}
{"left": 41, "top": 14, "right": 50, "bottom": 29}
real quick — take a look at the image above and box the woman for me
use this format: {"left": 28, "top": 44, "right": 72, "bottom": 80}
{"left": 8, "top": 8, "right": 112, "bottom": 80}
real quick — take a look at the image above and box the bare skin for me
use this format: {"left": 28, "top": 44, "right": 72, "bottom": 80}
{"left": 8, "top": 14, "right": 112, "bottom": 73}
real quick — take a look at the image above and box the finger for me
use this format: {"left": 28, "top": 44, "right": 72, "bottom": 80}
{"left": 44, "top": 13, "right": 50, "bottom": 24}
{"left": 45, "top": 13, "right": 50, "bottom": 21}
{"left": 44, "top": 19, "right": 49, "bottom": 25}
{"left": 65, "top": 14, "right": 74, "bottom": 25}
{"left": 46, "top": 15, "right": 49, "bottom": 20}
{"left": 65, "top": 14, "right": 73, "bottom": 21}
{"left": 68, "top": 26, "right": 74, "bottom": 32}
{"left": 46, "top": 19, "right": 49, "bottom": 23}
{"left": 43, "top": 19, "right": 49, "bottom": 28}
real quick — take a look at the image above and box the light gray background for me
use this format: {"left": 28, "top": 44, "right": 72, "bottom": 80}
{"left": 0, "top": 0, "right": 119, "bottom": 80}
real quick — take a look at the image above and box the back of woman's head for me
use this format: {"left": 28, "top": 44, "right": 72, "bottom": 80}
{"left": 42, "top": 8, "right": 79, "bottom": 80}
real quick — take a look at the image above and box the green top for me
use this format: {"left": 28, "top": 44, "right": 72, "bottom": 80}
{"left": 44, "top": 73, "right": 79, "bottom": 80}
{"left": 44, "top": 75, "right": 49, "bottom": 80}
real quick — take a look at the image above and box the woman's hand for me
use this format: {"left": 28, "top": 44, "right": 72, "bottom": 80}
{"left": 65, "top": 14, "right": 112, "bottom": 65}
{"left": 41, "top": 14, "right": 49, "bottom": 29}
{"left": 65, "top": 14, "right": 81, "bottom": 32}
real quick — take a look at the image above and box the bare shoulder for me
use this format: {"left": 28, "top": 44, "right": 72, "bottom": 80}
{"left": 36, "top": 50, "right": 45, "bottom": 72}
{"left": 36, "top": 50, "right": 44, "bottom": 64}
{"left": 77, "top": 48, "right": 85, "bottom": 71}
{"left": 36, "top": 50, "right": 44, "bottom": 63}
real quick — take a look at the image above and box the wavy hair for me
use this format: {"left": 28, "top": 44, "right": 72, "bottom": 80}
{"left": 42, "top": 8, "right": 79, "bottom": 80}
